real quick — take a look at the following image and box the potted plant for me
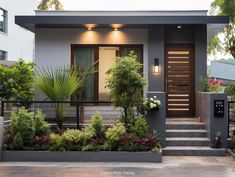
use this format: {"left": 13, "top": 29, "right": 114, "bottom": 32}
{"left": 143, "top": 96, "right": 161, "bottom": 112}
{"left": 213, "top": 132, "right": 222, "bottom": 148}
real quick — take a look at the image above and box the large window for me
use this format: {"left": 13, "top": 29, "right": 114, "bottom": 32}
{"left": 72, "top": 45, "right": 143, "bottom": 101}
{"left": 0, "top": 50, "right": 7, "bottom": 60}
{"left": 0, "top": 8, "right": 7, "bottom": 33}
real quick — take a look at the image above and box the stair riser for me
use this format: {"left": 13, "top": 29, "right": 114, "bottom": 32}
{"left": 166, "top": 141, "right": 209, "bottom": 146}
{"left": 166, "top": 124, "right": 205, "bottom": 130}
{"left": 163, "top": 150, "right": 226, "bottom": 156}
{"left": 166, "top": 132, "right": 207, "bottom": 138}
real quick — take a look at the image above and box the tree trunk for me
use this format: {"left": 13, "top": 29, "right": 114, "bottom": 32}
{"left": 230, "top": 46, "right": 235, "bottom": 59}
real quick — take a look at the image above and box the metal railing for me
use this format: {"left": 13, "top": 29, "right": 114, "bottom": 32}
{"left": 228, "top": 101, "right": 235, "bottom": 138}
{"left": 1, "top": 100, "right": 116, "bottom": 130}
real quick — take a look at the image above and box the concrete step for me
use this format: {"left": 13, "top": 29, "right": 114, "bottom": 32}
{"left": 166, "top": 129, "right": 207, "bottom": 137}
{"left": 166, "top": 123, "right": 205, "bottom": 130}
{"left": 163, "top": 146, "right": 227, "bottom": 156}
{"left": 166, "top": 137, "right": 209, "bottom": 146}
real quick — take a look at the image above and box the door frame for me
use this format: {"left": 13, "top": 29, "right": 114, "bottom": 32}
{"left": 71, "top": 44, "right": 144, "bottom": 101}
{"left": 164, "top": 44, "right": 195, "bottom": 117}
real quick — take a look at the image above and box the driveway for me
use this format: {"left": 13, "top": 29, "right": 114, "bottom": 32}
{"left": 0, "top": 156, "right": 234, "bottom": 177}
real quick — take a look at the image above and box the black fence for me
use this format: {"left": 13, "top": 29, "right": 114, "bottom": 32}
{"left": 0, "top": 100, "right": 121, "bottom": 130}
{"left": 228, "top": 101, "right": 235, "bottom": 138}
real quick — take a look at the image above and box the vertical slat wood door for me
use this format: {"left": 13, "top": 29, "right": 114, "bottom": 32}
{"left": 165, "top": 45, "right": 195, "bottom": 117}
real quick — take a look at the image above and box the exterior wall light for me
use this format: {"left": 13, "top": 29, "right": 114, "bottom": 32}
{"left": 154, "top": 58, "right": 160, "bottom": 73}
{"left": 177, "top": 25, "right": 182, "bottom": 29}
{"left": 114, "top": 28, "right": 118, "bottom": 31}
{"left": 88, "top": 27, "right": 92, "bottom": 31}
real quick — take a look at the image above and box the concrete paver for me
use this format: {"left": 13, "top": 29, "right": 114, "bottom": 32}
{"left": 0, "top": 156, "right": 234, "bottom": 177}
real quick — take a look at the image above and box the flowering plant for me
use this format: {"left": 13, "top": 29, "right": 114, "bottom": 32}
{"left": 200, "top": 77, "right": 224, "bottom": 93}
{"left": 143, "top": 96, "right": 161, "bottom": 111}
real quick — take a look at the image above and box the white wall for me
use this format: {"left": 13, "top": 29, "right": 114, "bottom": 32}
{"left": 0, "top": 0, "right": 36, "bottom": 61}
{"left": 35, "top": 28, "right": 149, "bottom": 96}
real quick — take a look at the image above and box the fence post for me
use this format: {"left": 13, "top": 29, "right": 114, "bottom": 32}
{"left": 76, "top": 104, "right": 80, "bottom": 129}
{"left": 1, "top": 101, "right": 4, "bottom": 117}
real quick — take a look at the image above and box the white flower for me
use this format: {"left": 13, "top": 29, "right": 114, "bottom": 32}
{"left": 150, "top": 98, "right": 153, "bottom": 101}
{"left": 153, "top": 96, "right": 157, "bottom": 98}
{"left": 150, "top": 103, "right": 154, "bottom": 108}
{"left": 156, "top": 100, "right": 161, "bottom": 105}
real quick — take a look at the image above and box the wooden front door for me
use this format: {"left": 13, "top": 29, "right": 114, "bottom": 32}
{"left": 165, "top": 44, "right": 195, "bottom": 117}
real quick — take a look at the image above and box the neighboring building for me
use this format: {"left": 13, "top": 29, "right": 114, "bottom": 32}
{"left": 0, "top": 0, "right": 36, "bottom": 61}
{"left": 16, "top": 10, "right": 230, "bottom": 155}
{"left": 210, "top": 60, "right": 235, "bottom": 83}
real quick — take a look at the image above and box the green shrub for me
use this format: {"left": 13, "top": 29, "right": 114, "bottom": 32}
{"left": 225, "top": 84, "right": 235, "bottom": 100}
{"left": 10, "top": 107, "right": 35, "bottom": 148}
{"left": 105, "top": 122, "right": 126, "bottom": 150}
{"left": 132, "top": 116, "right": 148, "bottom": 137}
{"left": 34, "top": 109, "right": 50, "bottom": 136}
{"left": 82, "top": 126, "right": 96, "bottom": 145}
{"left": 13, "top": 133, "right": 24, "bottom": 150}
{"left": 63, "top": 129, "right": 83, "bottom": 144}
{"left": 91, "top": 112, "right": 104, "bottom": 136}
{"left": 49, "top": 133, "right": 66, "bottom": 151}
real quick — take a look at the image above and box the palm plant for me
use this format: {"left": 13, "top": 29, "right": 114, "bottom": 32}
{"left": 38, "top": 0, "right": 63, "bottom": 10}
{"left": 36, "top": 66, "right": 82, "bottom": 129}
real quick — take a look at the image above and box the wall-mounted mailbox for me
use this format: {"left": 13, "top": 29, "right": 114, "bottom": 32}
{"left": 214, "top": 100, "right": 224, "bottom": 118}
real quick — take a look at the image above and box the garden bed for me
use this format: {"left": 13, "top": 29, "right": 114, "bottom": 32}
{"left": 1, "top": 151, "right": 162, "bottom": 162}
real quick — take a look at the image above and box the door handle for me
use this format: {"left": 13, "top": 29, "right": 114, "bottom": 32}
{"left": 165, "top": 77, "right": 168, "bottom": 93}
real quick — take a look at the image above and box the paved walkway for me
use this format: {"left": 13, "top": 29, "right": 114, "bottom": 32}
{"left": 0, "top": 156, "right": 234, "bottom": 177}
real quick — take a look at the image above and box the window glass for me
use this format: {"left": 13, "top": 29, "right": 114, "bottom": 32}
{"left": 0, "top": 50, "right": 7, "bottom": 60}
{"left": 0, "top": 8, "right": 7, "bottom": 33}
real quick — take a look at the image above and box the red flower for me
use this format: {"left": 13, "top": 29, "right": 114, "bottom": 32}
{"left": 219, "top": 81, "right": 224, "bottom": 86}
{"left": 208, "top": 79, "right": 213, "bottom": 83}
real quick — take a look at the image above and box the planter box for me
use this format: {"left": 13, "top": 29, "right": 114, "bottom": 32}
{"left": 1, "top": 151, "right": 162, "bottom": 162}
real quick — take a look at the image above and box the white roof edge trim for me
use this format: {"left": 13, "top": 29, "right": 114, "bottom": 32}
{"left": 35, "top": 10, "right": 208, "bottom": 16}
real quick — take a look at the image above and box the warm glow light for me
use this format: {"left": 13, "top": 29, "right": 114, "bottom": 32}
{"left": 177, "top": 25, "right": 182, "bottom": 29}
{"left": 154, "top": 58, "right": 160, "bottom": 73}
{"left": 154, "top": 66, "right": 159, "bottom": 73}
{"left": 114, "top": 28, "right": 118, "bottom": 31}
{"left": 88, "top": 27, "right": 92, "bottom": 31}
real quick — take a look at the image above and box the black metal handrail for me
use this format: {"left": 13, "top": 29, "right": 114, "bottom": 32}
{"left": 1, "top": 100, "right": 112, "bottom": 129}
{"left": 228, "top": 101, "right": 235, "bottom": 138}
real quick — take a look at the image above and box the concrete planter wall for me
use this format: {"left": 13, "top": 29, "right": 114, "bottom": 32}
{"left": 146, "top": 92, "right": 166, "bottom": 147}
{"left": 196, "top": 92, "right": 228, "bottom": 148}
{"left": 1, "top": 151, "right": 162, "bottom": 162}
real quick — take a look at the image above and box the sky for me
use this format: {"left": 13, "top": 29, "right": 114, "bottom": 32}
{"left": 60, "top": 0, "right": 213, "bottom": 11}
{"left": 58, "top": 0, "right": 231, "bottom": 60}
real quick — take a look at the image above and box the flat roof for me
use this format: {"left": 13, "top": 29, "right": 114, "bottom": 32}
{"left": 15, "top": 10, "right": 229, "bottom": 39}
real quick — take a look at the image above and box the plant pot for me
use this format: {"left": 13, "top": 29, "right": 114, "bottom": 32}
{"left": 213, "top": 140, "right": 222, "bottom": 149}
{"left": 147, "top": 107, "right": 159, "bottom": 112}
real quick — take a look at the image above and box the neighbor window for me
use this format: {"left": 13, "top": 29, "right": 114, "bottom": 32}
{"left": 0, "top": 8, "right": 7, "bottom": 33}
{"left": 0, "top": 50, "right": 7, "bottom": 60}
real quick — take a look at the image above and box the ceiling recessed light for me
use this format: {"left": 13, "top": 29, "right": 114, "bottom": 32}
{"left": 177, "top": 25, "right": 182, "bottom": 29}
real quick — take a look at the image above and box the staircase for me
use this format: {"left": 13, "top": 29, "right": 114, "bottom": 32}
{"left": 163, "top": 118, "right": 226, "bottom": 156}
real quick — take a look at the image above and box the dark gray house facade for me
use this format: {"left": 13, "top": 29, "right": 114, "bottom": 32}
{"left": 16, "top": 11, "right": 230, "bottom": 155}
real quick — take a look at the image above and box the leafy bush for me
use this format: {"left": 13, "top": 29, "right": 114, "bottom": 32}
{"left": 13, "top": 133, "right": 24, "bottom": 150}
{"left": 33, "top": 135, "right": 51, "bottom": 151}
{"left": 105, "top": 122, "right": 126, "bottom": 150}
{"left": 0, "top": 59, "right": 35, "bottom": 104}
{"left": 224, "top": 84, "right": 235, "bottom": 100}
{"left": 10, "top": 107, "right": 35, "bottom": 148}
{"left": 49, "top": 133, "right": 66, "bottom": 151}
{"left": 106, "top": 51, "right": 147, "bottom": 128}
{"left": 132, "top": 116, "right": 148, "bottom": 138}
{"left": 91, "top": 112, "right": 104, "bottom": 136}
{"left": 63, "top": 129, "right": 83, "bottom": 144}
{"left": 82, "top": 126, "right": 96, "bottom": 145}
{"left": 34, "top": 109, "right": 50, "bottom": 136}
{"left": 138, "top": 131, "right": 161, "bottom": 150}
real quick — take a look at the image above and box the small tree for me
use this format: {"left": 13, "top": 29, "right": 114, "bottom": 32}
{"left": 106, "top": 52, "right": 147, "bottom": 128}
{"left": 38, "top": 0, "right": 63, "bottom": 10}
{"left": 0, "top": 59, "right": 35, "bottom": 106}
{"left": 209, "top": 0, "right": 235, "bottom": 59}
